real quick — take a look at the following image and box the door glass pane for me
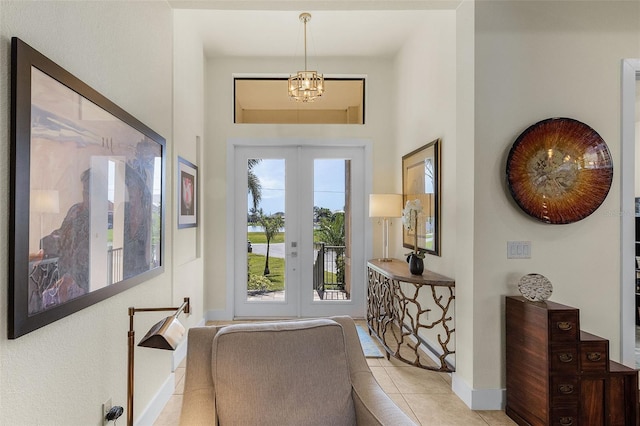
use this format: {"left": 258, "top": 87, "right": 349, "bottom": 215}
{"left": 246, "top": 159, "right": 286, "bottom": 302}
{"left": 312, "top": 159, "right": 350, "bottom": 301}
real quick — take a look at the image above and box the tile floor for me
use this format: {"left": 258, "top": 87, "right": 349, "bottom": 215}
{"left": 153, "top": 320, "right": 516, "bottom": 426}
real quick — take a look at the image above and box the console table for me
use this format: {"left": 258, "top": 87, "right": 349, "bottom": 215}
{"left": 366, "top": 259, "right": 455, "bottom": 372}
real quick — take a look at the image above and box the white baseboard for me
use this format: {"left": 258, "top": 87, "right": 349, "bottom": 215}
{"left": 206, "top": 308, "right": 233, "bottom": 321}
{"left": 452, "top": 373, "right": 505, "bottom": 410}
{"left": 136, "top": 374, "right": 175, "bottom": 426}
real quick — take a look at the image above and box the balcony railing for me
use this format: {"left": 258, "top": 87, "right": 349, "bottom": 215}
{"left": 107, "top": 247, "right": 123, "bottom": 285}
{"left": 313, "top": 242, "right": 345, "bottom": 298}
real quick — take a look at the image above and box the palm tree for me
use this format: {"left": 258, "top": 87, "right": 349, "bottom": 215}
{"left": 257, "top": 209, "right": 284, "bottom": 275}
{"left": 316, "top": 212, "right": 346, "bottom": 285}
{"left": 313, "top": 206, "right": 332, "bottom": 224}
{"left": 248, "top": 159, "right": 262, "bottom": 210}
{"left": 316, "top": 211, "right": 345, "bottom": 246}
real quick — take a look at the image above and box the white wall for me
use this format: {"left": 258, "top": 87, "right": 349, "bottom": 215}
{"left": 391, "top": 4, "right": 458, "bottom": 350}
{"left": 473, "top": 0, "right": 640, "bottom": 404}
{"left": 0, "top": 1, "right": 175, "bottom": 424}
{"left": 173, "top": 11, "right": 206, "bottom": 331}
{"left": 391, "top": 10, "right": 457, "bottom": 276}
{"left": 452, "top": 0, "right": 478, "bottom": 408}
{"left": 203, "top": 55, "right": 394, "bottom": 318}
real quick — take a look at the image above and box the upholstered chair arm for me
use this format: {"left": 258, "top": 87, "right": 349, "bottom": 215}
{"left": 179, "top": 388, "right": 216, "bottom": 426}
{"left": 351, "top": 372, "right": 417, "bottom": 425}
{"left": 179, "top": 326, "right": 220, "bottom": 426}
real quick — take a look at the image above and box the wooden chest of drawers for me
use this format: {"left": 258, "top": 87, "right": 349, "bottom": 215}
{"left": 505, "top": 296, "right": 639, "bottom": 426}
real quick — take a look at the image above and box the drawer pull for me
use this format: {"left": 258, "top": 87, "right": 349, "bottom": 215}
{"left": 557, "top": 321, "right": 573, "bottom": 331}
{"left": 558, "top": 384, "right": 574, "bottom": 394}
{"left": 559, "top": 417, "right": 574, "bottom": 426}
{"left": 558, "top": 353, "right": 574, "bottom": 363}
{"left": 587, "top": 352, "right": 602, "bottom": 362}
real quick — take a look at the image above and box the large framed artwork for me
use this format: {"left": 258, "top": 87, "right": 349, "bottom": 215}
{"left": 402, "top": 139, "right": 441, "bottom": 256}
{"left": 177, "top": 156, "right": 198, "bottom": 229}
{"left": 9, "top": 38, "right": 166, "bottom": 338}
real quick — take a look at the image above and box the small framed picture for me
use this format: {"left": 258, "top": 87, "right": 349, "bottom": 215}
{"left": 177, "top": 156, "right": 198, "bottom": 229}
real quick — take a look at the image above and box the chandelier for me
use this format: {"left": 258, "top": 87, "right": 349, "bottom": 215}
{"left": 288, "top": 12, "right": 324, "bottom": 102}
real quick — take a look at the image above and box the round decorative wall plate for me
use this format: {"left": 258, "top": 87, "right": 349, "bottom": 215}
{"left": 506, "top": 118, "right": 613, "bottom": 224}
{"left": 518, "top": 273, "right": 553, "bottom": 302}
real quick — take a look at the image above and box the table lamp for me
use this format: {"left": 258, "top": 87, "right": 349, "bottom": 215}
{"left": 369, "top": 194, "right": 402, "bottom": 262}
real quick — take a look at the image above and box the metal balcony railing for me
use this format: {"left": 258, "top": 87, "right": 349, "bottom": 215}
{"left": 313, "top": 242, "right": 345, "bottom": 298}
{"left": 107, "top": 247, "right": 123, "bottom": 285}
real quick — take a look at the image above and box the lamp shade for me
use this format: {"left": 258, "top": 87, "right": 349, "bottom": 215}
{"left": 31, "top": 189, "right": 59, "bottom": 214}
{"left": 369, "top": 194, "right": 402, "bottom": 218}
{"left": 137, "top": 316, "right": 185, "bottom": 350}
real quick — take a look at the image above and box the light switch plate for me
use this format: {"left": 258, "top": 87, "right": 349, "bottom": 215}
{"left": 507, "top": 241, "right": 531, "bottom": 259}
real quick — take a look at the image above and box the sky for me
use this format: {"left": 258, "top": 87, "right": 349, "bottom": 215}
{"left": 248, "top": 158, "right": 346, "bottom": 215}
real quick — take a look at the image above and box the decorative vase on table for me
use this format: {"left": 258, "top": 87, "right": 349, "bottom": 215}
{"left": 407, "top": 254, "right": 424, "bottom": 275}
{"left": 402, "top": 199, "right": 425, "bottom": 275}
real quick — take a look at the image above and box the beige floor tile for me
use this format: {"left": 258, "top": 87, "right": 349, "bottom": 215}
{"left": 153, "top": 394, "right": 183, "bottom": 426}
{"left": 377, "top": 353, "right": 417, "bottom": 368}
{"left": 476, "top": 410, "right": 517, "bottom": 426}
{"left": 384, "top": 366, "right": 451, "bottom": 394}
{"left": 366, "top": 357, "right": 383, "bottom": 367}
{"left": 370, "top": 366, "right": 401, "bottom": 394}
{"left": 403, "top": 393, "right": 489, "bottom": 426}
{"left": 386, "top": 393, "right": 420, "bottom": 424}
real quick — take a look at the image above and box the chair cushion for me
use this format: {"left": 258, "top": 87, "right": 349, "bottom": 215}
{"left": 212, "top": 319, "right": 356, "bottom": 426}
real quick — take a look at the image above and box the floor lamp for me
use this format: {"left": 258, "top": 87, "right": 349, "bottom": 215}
{"left": 127, "top": 297, "right": 190, "bottom": 426}
{"left": 30, "top": 189, "right": 59, "bottom": 241}
{"left": 369, "top": 194, "right": 403, "bottom": 262}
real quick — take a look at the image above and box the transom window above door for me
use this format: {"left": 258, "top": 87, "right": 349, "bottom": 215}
{"left": 234, "top": 78, "right": 365, "bottom": 124}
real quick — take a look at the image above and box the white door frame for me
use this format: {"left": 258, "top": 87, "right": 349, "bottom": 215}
{"left": 234, "top": 146, "right": 299, "bottom": 318}
{"left": 620, "top": 59, "right": 640, "bottom": 367}
{"left": 224, "top": 137, "right": 373, "bottom": 320}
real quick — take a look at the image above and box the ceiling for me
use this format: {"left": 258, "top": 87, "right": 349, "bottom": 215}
{"left": 169, "top": 1, "right": 461, "bottom": 113}
{"left": 170, "top": 1, "right": 462, "bottom": 58}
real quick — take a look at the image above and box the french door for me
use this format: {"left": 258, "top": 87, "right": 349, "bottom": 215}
{"left": 233, "top": 144, "right": 365, "bottom": 318}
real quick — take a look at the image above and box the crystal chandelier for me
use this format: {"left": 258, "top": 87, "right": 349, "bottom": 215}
{"left": 288, "top": 12, "right": 324, "bottom": 102}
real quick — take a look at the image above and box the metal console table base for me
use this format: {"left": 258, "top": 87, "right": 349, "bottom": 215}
{"left": 366, "top": 259, "right": 455, "bottom": 372}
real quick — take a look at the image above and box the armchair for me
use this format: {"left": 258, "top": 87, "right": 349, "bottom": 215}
{"left": 179, "top": 316, "right": 416, "bottom": 425}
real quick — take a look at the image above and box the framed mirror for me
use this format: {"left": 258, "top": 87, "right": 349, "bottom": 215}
{"left": 402, "top": 139, "right": 441, "bottom": 256}
{"left": 10, "top": 38, "right": 166, "bottom": 338}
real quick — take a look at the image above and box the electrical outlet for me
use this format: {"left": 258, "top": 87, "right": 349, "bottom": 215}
{"left": 102, "top": 398, "right": 112, "bottom": 426}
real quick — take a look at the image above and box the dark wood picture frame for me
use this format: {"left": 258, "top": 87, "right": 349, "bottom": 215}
{"left": 177, "top": 156, "right": 198, "bottom": 229}
{"left": 402, "top": 139, "right": 441, "bottom": 256}
{"left": 9, "top": 37, "right": 166, "bottom": 338}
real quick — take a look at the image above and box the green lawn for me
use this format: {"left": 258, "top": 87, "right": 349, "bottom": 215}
{"left": 248, "top": 231, "right": 335, "bottom": 244}
{"left": 248, "top": 253, "right": 284, "bottom": 291}
{"left": 247, "top": 253, "right": 341, "bottom": 292}
{"left": 247, "top": 232, "right": 285, "bottom": 244}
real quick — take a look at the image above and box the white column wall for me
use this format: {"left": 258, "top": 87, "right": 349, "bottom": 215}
{"left": 0, "top": 1, "right": 174, "bottom": 424}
